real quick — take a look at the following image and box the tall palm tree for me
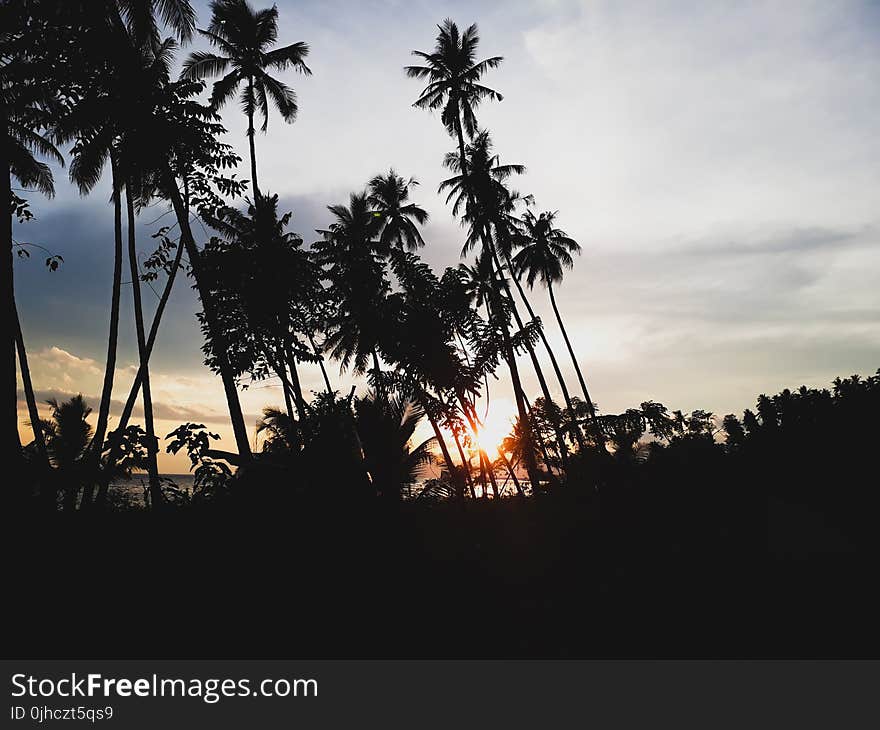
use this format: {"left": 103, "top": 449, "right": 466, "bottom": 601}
{"left": 367, "top": 170, "right": 428, "bottom": 252}
{"left": 502, "top": 205, "right": 586, "bottom": 452}
{"left": 314, "top": 192, "right": 389, "bottom": 380}
{"left": 2, "top": 4, "right": 64, "bottom": 466}
{"left": 406, "top": 19, "right": 502, "bottom": 174}
{"left": 182, "top": 0, "right": 311, "bottom": 197}
{"left": 441, "top": 135, "right": 559, "bottom": 489}
{"left": 52, "top": 4, "right": 196, "bottom": 469}
{"left": 513, "top": 210, "right": 604, "bottom": 448}
{"left": 105, "top": 37, "right": 186, "bottom": 509}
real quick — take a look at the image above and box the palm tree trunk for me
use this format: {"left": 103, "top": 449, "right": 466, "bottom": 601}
{"left": 283, "top": 343, "right": 308, "bottom": 420}
{"left": 456, "top": 393, "right": 492, "bottom": 498}
{"left": 451, "top": 428, "right": 476, "bottom": 499}
{"left": 371, "top": 347, "right": 384, "bottom": 397}
{"left": 124, "top": 185, "right": 163, "bottom": 509}
{"left": 453, "top": 112, "right": 468, "bottom": 178}
{"left": 308, "top": 333, "right": 333, "bottom": 393}
{"left": 14, "top": 295, "right": 52, "bottom": 511}
{"left": 164, "top": 171, "right": 253, "bottom": 462}
{"left": 246, "top": 78, "right": 260, "bottom": 199}
{"left": 425, "top": 409, "right": 463, "bottom": 499}
{"left": 504, "top": 251, "right": 587, "bottom": 453}
{"left": 491, "top": 248, "right": 571, "bottom": 468}
{"left": 90, "top": 157, "right": 124, "bottom": 460}
{"left": 93, "top": 228, "right": 185, "bottom": 508}
{"left": 14, "top": 301, "right": 47, "bottom": 462}
{"left": 2, "top": 141, "right": 19, "bottom": 469}
{"left": 496, "top": 309, "right": 543, "bottom": 493}
{"left": 479, "top": 449, "right": 500, "bottom": 497}
{"left": 277, "top": 366, "right": 295, "bottom": 423}
{"left": 19, "top": 302, "right": 58, "bottom": 510}
{"left": 496, "top": 446, "right": 524, "bottom": 497}
{"left": 481, "top": 242, "right": 545, "bottom": 493}
{"left": 547, "top": 280, "right": 605, "bottom": 451}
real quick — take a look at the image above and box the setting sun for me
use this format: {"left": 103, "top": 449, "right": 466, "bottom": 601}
{"left": 466, "top": 399, "right": 518, "bottom": 457}
{"left": 474, "top": 402, "right": 517, "bottom": 455}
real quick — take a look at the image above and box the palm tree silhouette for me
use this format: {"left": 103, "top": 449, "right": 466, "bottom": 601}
{"left": 114, "top": 37, "right": 189, "bottom": 509}
{"left": 406, "top": 19, "right": 502, "bottom": 174}
{"left": 39, "top": 395, "right": 94, "bottom": 510}
{"left": 2, "top": 4, "right": 65, "bottom": 465}
{"left": 52, "top": 4, "right": 197, "bottom": 472}
{"left": 314, "top": 192, "right": 389, "bottom": 381}
{"left": 203, "top": 192, "right": 322, "bottom": 423}
{"left": 441, "top": 135, "right": 551, "bottom": 491}
{"left": 182, "top": 0, "right": 311, "bottom": 197}
{"left": 513, "top": 210, "right": 604, "bottom": 449}
{"left": 367, "top": 170, "right": 429, "bottom": 252}
{"left": 52, "top": 25, "right": 128, "bottom": 464}
{"left": 355, "top": 389, "right": 437, "bottom": 500}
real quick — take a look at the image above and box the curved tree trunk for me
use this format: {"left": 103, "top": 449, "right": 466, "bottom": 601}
{"left": 547, "top": 280, "right": 606, "bottom": 452}
{"left": 504, "top": 250, "right": 587, "bottom": 453}
{"left": 371, "top": 347, "right": 384, "bottom": 398}
{"left": 453, "top": 112, "right": 468, "bottom": 178}
{"left": 308, "top": 333, "right": 333, "bottom": 394}
{"left": 164, "top": 171, "right": 253, "bottom": 462}
{"left": 2, "top": 139, "right": 20, "bottom": 470}
{"left": 125, "top": 186, "right": 163, "bottom": 509}
{"left": 91, "top": 159, "right": 123, "bottom": 457}
{"left": 496, "top": 446, "right": 524, "bottom": 497}
{"left": 481, "top": 241, "right": 546, "bottom": 493}
{"left": 283, "top": 342, "right": 308, "bottom": 420}
{"left": 276, "top": 366, "right": 295, "bottom": 423}
{"left": 425, "top": 410, "right": 463, "bottom": 500}
{"left": 490, "top": 248, "right": 571, "bottom": 468}
{"left": 14, "top": 300, "right": 48, "bottom": 467}
{"left": 451, "top": 428, "right": 476, "bottom": 499}
{"left": 456, "top": 393, "right": 491, "bottom": 498}
{"left": 93, "top": 224, "right": 186, "bottom": 508}
{"left": 495, "top": 314, "right": 543, "bottom": 493}
{"left": 246, "top": 78, "right": 260, "bottom": 199}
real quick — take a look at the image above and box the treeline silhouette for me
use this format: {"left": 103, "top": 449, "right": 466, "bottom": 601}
{"left": 4, "top": 2, "right": 878, "bottom": 657}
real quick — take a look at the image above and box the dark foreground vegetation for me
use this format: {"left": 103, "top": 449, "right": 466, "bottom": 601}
{"left": 4, "top": 2, "right": 878, "bottom": 657}
{"left": 8, "top": 370, "right": 880, "bottom": 658}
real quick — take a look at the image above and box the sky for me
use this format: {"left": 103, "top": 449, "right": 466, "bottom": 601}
{"left": 14, "top": 0, "right": 880, "bottom": 472}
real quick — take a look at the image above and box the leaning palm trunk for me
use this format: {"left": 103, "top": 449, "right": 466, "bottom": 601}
{"left": 90, "top": 158, "right": 124, "bottom": 462}
{"left": 451, "top": 428, "right": 476, "bottom": 499}
{"left": 451, "top": 118, "right": 543, "bottom": 492}
{"left": 2, "top": 138, "right": 19, "bottom": 468}
{"left": 495, "top": 315, "right": 543, "bottom": 493}
{"left": 547, "top": 280, "right": 606, "bottom": 451}
{"left": 246, "top": 78, "right": 260, "bottom": 199}
{"left": 93, "top": 226, "right": 186, "bottom": 508}
{"left": 163, "top": 171, "right": 253, "bottom": 462}
{"left": 425, "top": 410, "right": 463, "bottom": 500}
{"left": 308, "top": 333, "right": 333, "bottom": 394}
{"left": 491, "top": 248, "right": 571, "bottom": 469}
{"left": 504, "top": 250, "right": 587, "bottom": 453}
{"left": 14, "top": 301, "right": 48, "bottom": 463}
{"left": 81, "top": 160, "right": 124, "bottom": 508}
{"left": 124, "top": 186, "right": 163, "bottom": 509}
{"left": 456, "top": 393, "right": 492, "bottom": 498}
{"left": 496, "top": 446, "right": 524, "bottom": 497}
{"left": 283, "top": 342, "right": 309, "bottom": 419}
{"left": 482, "top": 241, "right": 546, "bottom": 493}
{"left": 418, "top": 385, "right": 470, "bottom": 500}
